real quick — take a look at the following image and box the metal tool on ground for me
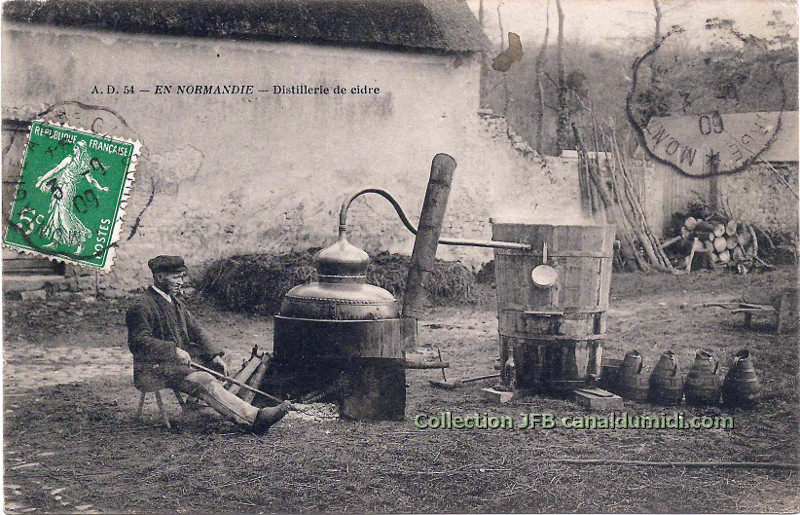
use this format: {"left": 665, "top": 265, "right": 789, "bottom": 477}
{"left": 429, "top": 373, "right": 500, "bottom": 390}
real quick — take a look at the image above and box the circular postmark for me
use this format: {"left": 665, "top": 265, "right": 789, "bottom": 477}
{"left": 626, "top": 27, "right": 788, "bottom": 179}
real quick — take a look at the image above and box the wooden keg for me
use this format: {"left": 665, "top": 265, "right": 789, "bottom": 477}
{"left": 721, "top": 349, "right": 761, "bottom": 407}
{"left": 649, "top": 350, "right": 685, "bottom": 406}
{"left": 618, "top": 350, "right": 650, "bottom": 401}
{"left": 685, "top": 349, "right": 721, "bottom": 407}
{"left": 492, "top": 222, "right": 615, "bottom": 392}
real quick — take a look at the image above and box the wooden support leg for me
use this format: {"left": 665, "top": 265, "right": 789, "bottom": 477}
{"left": 136, "top": 392, "right": 146, "bottom": 420}
{"left": 173, "top": 389, "right": 186, "bottom": 410}
{"left": 777, "top": 292, "right": 797, "bottom": 334}
{"left": 744, "top": 313, "right": 752, "bottom": 329}
{"left": 154, "top": 391, "right": 171, "bottom": 429}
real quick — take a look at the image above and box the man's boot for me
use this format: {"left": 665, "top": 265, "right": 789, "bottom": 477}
{"left": 252, "top": 401, "right": 292, "bottom": 434}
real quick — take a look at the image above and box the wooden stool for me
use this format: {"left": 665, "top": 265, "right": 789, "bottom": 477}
{"left": 136, "top": 387, "right": 186, "bottom": 429}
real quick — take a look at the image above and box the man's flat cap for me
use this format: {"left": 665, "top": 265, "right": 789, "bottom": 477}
{"left": 148, "top": 255, "right": 187, "bottom": 274}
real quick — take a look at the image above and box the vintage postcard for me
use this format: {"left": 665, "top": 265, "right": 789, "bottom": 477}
{"left": 2, "top": 0, "right": 798, "bottom": 513}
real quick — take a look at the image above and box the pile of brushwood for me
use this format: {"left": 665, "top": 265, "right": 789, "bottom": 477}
{"left": 199, "top": 250, "right": 476, "bottom": 314}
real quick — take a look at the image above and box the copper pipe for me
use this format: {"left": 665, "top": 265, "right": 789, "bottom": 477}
{"left": 339, "top": 188, "right": 532, "bottom": 251}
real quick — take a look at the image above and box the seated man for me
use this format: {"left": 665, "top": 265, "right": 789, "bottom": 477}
{"left": 126, "top": 255, "right": 289, "bottom": 433}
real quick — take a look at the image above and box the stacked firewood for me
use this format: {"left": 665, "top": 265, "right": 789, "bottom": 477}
{"left": 665, "top": 217, "right": 763, "bottom": 273}
{"left": 225, "top": 345, "right": 272, "bottom": 404}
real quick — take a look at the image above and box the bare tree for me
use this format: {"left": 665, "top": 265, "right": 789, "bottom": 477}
{"left": 478, "top": 0, "right": 488, "bottom": 101}
{"left": 649, "top": 0, "right": 662, "bottom": 86}
{"left": 497, "top": 1, "right": 511, "bottom": 138}
{"left": 534, "top": 0, "right": 551, "bottom": 154}
{"left": 555, "top": 0, "right": 568, "bottom": 150}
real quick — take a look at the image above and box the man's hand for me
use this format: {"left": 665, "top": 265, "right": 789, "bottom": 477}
{"left": 212, "top": 355, "right": 228, "bottom": 376}
{"left": 176, "top": 347, "right": 191, "bottom": 366}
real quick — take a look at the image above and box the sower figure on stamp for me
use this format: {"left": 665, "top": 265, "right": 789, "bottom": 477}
{"left": 126, "top": 255, "right": 290, "bottom": 433}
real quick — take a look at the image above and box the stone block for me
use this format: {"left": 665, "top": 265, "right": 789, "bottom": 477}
{"left": 20, "top": 289, "right": 47, "bottom": 301}
{"left": 481, "top": 387, "right": 514, "bottom": 403}
{"left": 570, "top": 387, "right": 623, "bottom": 410}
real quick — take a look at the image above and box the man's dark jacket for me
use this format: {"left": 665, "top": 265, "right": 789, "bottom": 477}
{"left": 126, "top": 287, "right": 222, "bottom": 389}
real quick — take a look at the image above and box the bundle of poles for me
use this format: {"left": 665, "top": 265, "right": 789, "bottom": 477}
{"left": 572, "top": 122, "right": 674, "bottom": 273}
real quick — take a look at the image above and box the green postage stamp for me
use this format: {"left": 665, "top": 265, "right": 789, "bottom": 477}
{"left": 3, "top": 121, "right": 141, "bottom": 271}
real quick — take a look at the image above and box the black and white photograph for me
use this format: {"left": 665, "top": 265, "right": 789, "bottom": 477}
{"left": 1, "top": 0, "right": 798, "bottom": 512}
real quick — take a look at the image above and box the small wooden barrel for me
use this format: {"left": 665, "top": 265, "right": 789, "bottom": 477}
{"left": 649, "top": 350, "right": 684, "bottom": 405}
{"left": 722, "top": 349, "right": 761, "bottom": 407}
{"left": 599, "top": 357, "right": 624, "bottom": 392}
{"left": 685, "top": 349, "right": 721, "bottom": 406}
{"left": 617, "top": 350, "right": 650, "bottom": 401}
{"left": 493, "top": 222, "right": 615, "bottom": 392}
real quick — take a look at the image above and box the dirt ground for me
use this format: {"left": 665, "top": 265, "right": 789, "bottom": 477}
{"left": 3, "top": 266, "right": 799, "bottom": 513}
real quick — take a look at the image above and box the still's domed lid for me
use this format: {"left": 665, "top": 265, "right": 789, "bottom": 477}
{"left": 280, "top": 233, "right": 399, "bottom": 320}
{"left": 314, "top": 234, "right": 369, "bottom": 280}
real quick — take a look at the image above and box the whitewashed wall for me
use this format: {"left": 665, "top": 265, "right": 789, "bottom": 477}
{"left": 3, "top": 23, "right": 583, "bottom": 291}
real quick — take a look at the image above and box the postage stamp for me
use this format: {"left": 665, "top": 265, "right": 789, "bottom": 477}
{"left": 2, "top": 121, "right": 141, "bottom": 271}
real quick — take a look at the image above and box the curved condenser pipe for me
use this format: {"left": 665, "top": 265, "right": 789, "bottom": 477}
{"left": 338, "top": 188, "right": 531, "bottom": 251}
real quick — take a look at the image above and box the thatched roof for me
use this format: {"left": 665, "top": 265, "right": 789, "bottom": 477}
{"left": 2, "top": 0, "right": 490, "bottom": 53}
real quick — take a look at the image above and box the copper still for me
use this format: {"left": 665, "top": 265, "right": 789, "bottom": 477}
{"left": 269, "top": 232, "right": 406, "bottom": 421}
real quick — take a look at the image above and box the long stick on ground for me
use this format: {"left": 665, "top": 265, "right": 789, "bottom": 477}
{"left": 545, "top": 458, "right": 799, "bottom": 470}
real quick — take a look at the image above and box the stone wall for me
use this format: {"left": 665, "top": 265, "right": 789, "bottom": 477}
{"left": 718, "top": 163, "right": 799, "bottom": 240}
{"left": 643, "top": 160, "right": 799, "bottom": 240}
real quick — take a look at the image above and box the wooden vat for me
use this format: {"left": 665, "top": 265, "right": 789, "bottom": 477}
{"left": 492, "top": 222, "right": 615, "bottom": 392}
